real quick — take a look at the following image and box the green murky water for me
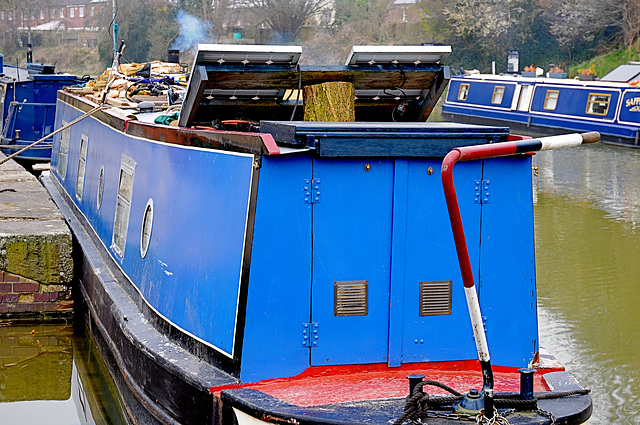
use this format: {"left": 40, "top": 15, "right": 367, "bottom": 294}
{"left": 0, "top": 323, "right": 126, "bottom": 425}
{"left": 533, "top": 142, "right": 640, "bottom": 424}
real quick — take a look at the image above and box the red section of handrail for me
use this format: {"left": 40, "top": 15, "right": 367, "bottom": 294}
{"left": 441, "top": 131, "right": 600, "bottom": 393}
{"left": 441, "top": 149, "right": 476, "bottom": 289}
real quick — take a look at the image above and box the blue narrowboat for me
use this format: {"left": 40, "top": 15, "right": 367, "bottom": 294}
{"left": 42, "top": 44, "right": 592, "bottom": 425}
{"left": 442, "top": 65, "right": 640, "bottom": 147}
{"left": 0, "top": 55, "right": 83, "bottom": 162}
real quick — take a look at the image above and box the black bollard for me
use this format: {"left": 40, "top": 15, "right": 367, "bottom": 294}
{"left": 519, "top": 368, "right": 536, "bottom": 400}
{"left": 406, "top": 374, "right": 425, "bottom": 395}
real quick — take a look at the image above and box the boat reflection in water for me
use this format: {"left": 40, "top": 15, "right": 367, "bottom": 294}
{"left": 533, "top": 143, "right": 640, "bottom": 424}
{"left": 0, "top": 323, "right": 126, "bottom": 425}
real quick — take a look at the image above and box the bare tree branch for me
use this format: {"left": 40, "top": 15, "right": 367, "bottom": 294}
{"left": 238, "top": 0, "right": 330, "bottom": 41}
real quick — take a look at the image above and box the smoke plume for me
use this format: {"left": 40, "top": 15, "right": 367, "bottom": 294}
{"left": 171, "top": 11, "right": 213, "bottom": 52}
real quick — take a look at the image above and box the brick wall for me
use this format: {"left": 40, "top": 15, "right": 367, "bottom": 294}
{"left": 0, "top": 270, "right": 72, "bottom": 318}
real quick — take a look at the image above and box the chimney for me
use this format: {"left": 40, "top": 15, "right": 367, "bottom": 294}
{"left": 168, "top": 49, "right": 179, "bottom": 64}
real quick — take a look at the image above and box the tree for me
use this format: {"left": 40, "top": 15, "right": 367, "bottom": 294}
{"left": 540, "top": 0, "right": 600, "bottom": 62}
{"left": 442, "top": 0, "right": 536, "bottom": 55}
{"left": 98, "top": 0, "right": 179, "bottom": 65}
{"left": 238, "top": 0, "right": 330, "bottom": 42}
{"left": 333, "top": 0, "right": 394, "bottom": 44}
{"left": 623, "top": 0, "right": 640, "bottom": 47}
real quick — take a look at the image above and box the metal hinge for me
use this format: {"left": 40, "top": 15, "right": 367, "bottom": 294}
{"left": 303, "top": 178, "right": 321, "bottom": 204}
{"left": 474, "top": 179, "right": 490, "bottom": 204}
{"left": 302, "top": 322, "right": 319, "bottom": 347}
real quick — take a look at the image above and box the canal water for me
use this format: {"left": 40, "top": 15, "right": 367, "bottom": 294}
{"left": 0, "top": 141, "right": 636, "bottom": 424}
{"left": 0, "top": 323, "right": 127, "bottom": 425}
{"left": 533, "top": 142, "right": 640, "bottom": 425}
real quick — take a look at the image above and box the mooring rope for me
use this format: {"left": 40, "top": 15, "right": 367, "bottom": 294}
{"left": 0, "top": 104, "right": 104, "bottom": 166}
{"left": 394, "top": 380, "right": 590, "bottom": 425}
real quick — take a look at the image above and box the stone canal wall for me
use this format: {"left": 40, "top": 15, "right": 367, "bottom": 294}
{"left": 0, "top": 156, "right": 73, "bottom": 320}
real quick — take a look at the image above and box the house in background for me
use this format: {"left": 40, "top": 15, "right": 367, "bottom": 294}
{"left": 387, "top": 0, "right": 422, "bottom": 25}
{"left": 0, "top": 0, "right": 108, "bottom": 48}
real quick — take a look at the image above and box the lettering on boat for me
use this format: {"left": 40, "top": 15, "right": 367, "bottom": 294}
{"left": 626, "top": 96, "right": 640, "bottom": 111}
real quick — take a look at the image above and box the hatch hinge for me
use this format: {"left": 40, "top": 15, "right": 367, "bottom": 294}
{"left": 303, "top": 178, "right": 321, "bottom": 204}
{"left": 474, "top": 179, "right": 490, "bottom": 204}
{"left": 302, "top": 322, "right": 319, "bottom": 347}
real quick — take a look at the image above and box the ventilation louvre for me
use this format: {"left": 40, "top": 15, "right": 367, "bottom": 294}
{"left": 334, "top": 280, "right": 368, "bottom": 316}
{"left": 420, "top": 280, "right": 452, "bottom": 316}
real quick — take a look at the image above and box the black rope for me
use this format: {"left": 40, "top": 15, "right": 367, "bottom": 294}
{"left": 536, "top": 389, "right": 590, "bottom": 399}
{"left": 385, "top": 64, "right": 407, "bottom": 122}
{"left": 393, "top": 380, "right": 463, "bottom": 425}
{"left": 394, "top": 381, "right": 590, "bottom": 425}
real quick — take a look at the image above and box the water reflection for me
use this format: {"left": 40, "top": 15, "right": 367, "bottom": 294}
{"left": 0, "top": 323, "right": 126, "bottom": 425}
{"left": 533, "top": 143, "right": 640, "bottom": 425}
{"left": 534, "top": 143, "right": 640, "bottom": 229}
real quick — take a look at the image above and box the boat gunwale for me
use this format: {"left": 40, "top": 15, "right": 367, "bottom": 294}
{"left": 57, "top": 89, "right": 282, "bottom": 159}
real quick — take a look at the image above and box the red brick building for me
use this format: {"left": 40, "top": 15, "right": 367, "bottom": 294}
{"left": 0, "top": 0, "right": 107, "bottom": 34}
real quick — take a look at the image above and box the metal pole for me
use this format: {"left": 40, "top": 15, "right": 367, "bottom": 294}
{"left": 0, "top": 105, "right": 104, "bottom": 166}
{"left": 440, "top": 131, "right": 600, "bottom": 391}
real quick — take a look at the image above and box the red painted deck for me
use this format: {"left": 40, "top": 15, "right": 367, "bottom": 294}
{"left": 211, "top": 361, "right": 563, "bottom": 407}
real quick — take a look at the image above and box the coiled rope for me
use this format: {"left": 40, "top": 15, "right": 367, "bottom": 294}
{"left": 393, "top": 380, "right": 590, "bottom": 425}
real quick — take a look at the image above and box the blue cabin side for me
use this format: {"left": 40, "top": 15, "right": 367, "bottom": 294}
{"left": 51, "top": 96, "right": 538, "bottom": 385}
{"left": 445, "top": 78, "right": 531, "bottom": 125}
{"left": 528, "top": 84, "right": 633, "bottom": 136}
{"left": 619, "top": 89, "right": 640, "bottom": 125}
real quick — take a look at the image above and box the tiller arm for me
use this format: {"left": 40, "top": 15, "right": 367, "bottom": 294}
{"left": 440, "top": 131, "right": 600, "bottom": 391}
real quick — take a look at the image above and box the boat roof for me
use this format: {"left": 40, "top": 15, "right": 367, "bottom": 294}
{"left": 178, "top": 44, "right": 452, "bottom": 127}
{"left": 600, "top": 64, "right": 640, "bottom": 82}
{"left": 452, "top": 72, "right": 635, "bottom": 88}
{"left": 1, "top": 65, "right": 30, "bottom": 81}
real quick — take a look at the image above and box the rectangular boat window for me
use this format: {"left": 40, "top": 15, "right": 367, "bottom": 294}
{"left": 458, "top": 83, "right": 470, "bottom": 101}
{"left": 543, "top": 90, "right": 559, "bottom": 110}
{"left": 75, "top": 134, "right": 89, "bottom": 202}
{"left": 57, "top": 121, "right": 70, "bottom": 180}
{"left": 491, "top": 86, "right": 505, "bottom": 104}
{"left": 111, "top": 154, "right": 136, "bottom": 259}
{"left": 586, "top": 93, "right": 611, "bottom": 115}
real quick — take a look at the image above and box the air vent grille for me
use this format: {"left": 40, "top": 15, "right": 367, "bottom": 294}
{"left": 420, "top": 280, "right": 452, "bottom": 316}
{"left": 334, "top": 280, "right": 368, "bottom": 316}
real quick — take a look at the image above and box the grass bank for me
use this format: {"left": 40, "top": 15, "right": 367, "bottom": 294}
{"left": 569, "top": 44, "right": 640, "bottom": 79}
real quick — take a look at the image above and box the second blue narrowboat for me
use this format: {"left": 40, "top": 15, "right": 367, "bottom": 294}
{"left": 0, "top": 54, "right": 83, "bottom": 162}
{"left": 442, "top": 65, "right": 640, "bottom": 147}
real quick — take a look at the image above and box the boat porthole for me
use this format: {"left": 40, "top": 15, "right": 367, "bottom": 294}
{"left": 97, "top": 166, "right": 105, "bottom": 210}
{"left": 140, "top": 199, "right": 154, "bottom": 258}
